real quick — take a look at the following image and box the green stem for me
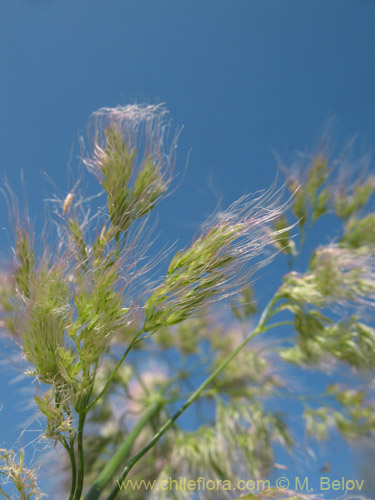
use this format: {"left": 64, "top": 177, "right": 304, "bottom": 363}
{"left": 73, "top": 413, "right": 86, "bottom": 500}
{"left": 61, "top": 438, "right": 77, "bottom": 500}
{"left": 0, "top": 486, "right": 10, "bottom": 500}
{"left": 84, "top": 399, "right": 162, "bottom": 500}
{"left": 162, "top": 388, "right": 217, "bottom": 404}
{"left": 105, "top": 297, "right": 279, "bottom": 500}
{"left": 262, "top": 320, "right": 294, "bottom": 331}
{"left": 87, "top": 329, "right": 144, "bottom": 412}
{"left": 15, "top": 487, "right": 26, "bottom": 500}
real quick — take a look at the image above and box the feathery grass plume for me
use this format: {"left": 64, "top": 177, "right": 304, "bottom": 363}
{"left": 278, "top": 245, "right": 375, "bottom": 368}
{"left": 0, "top": 270, "right": 15, "bottom": 334}
{"left": 327, "top": 385, "right": 375, "bottom": 438}
{"left": 279, "top": 245, "right": 375, "bottom": 310}
{"left": 67, "top": 219, "right": 158, "bottom": 384}
{"left": 84, "top": 104, "right": 178, "bottom": 234}
{"left": 333, "top": 174, "right": 375, "bottom": 220}
{"left": 14, "top": 228, "right": 35, "bottom": 300}
{"left": 66, "top": 217, "right": 89, "bottom": 269}
{"left": 305, "top": 385, "right": 375, "bottom": 441}
{"left": 1, "top": 187, "right": 79, "bottom": 444}
{"left": 70, "top": 263, "right": 126, "bottom": 368}
{"left": 0, "top": 448, "right": 44, "bottom": 500}
{"left": 153, "top": 401, "right": 291, "bottom": 500}
{"left": 0, "top": 184, "right": 36, "bottom": 303}
{"left": 280, "top": 150, "right": 330, "bottom": 227}
{"left": 281, "top": 316, "right": 375, "bottom": 369}
{"left": 341, "top": 213, "right": 375, "bottom": 249}
{"left": 328, "top": 142, "right": 374, "bottom": 217}
{"left": 215, "top": 401, "right": 292, "bottom": 474}
{"left": 309, "top": 246, "right": 375, "bottom": 306}
{"left": 19, "top": 260, "right": 73, "bottom": 386}
{"left": 144, "top": 186, "right": 291, "bottom": 331}
{"left": 3, "top": 186, "right": 35, "bottom": 300}
{"left": 279, "top": 135, "right": 374, "bottom": 224}
{"left": 7, "top": 186, "right": 129, "bottom": 390}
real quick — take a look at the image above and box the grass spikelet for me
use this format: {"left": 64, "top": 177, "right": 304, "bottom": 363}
{"left": 70, "top": 260, "right": 128, "bottom": 371}
{"left": 21, "top": 261, "right": 72, "bottom": 386}
{"left": 144, "top": 185, "right": 291, "bottom": 330}
{"left": 280, "top": 245, "right": 375, "bottom": 310}
{"left": 0, "top": 448, "right": 44, "bottom": 500}
{"left": 84, "top": 104, "right": 179, "bottom": 233}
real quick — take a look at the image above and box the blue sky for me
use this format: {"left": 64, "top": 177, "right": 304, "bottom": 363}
{"left": 1, "top": 0, "right": 375, "bottom": 497}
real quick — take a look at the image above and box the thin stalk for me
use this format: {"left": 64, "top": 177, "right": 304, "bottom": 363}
{"left": 87, "top": 329, "right": 144, "bottom": 412}
{"left": 105, "top": 296, "right": 279, "bottom": 500}
{"left": 14, "top": 487, "right": 26, "bottom": 500}
{"left": 73, "top": 413, "right": 86, "bottom": 500}
{"left": 84, "top": 399, "right": 162, "bottom": 500}
{"left": 0, "top": 486, "right": 10, "bottom": 500}
{"left": 55, "top": 390, "right": 77, "bottom": 500}
{"left": 162, "top": 388, "right": 218, "bottom": 404}
{"left": 61, "top": 438, "right": 77, "bottom": 500}
{"left": 262, "top": 320, "right": 294, "bottom": 331}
